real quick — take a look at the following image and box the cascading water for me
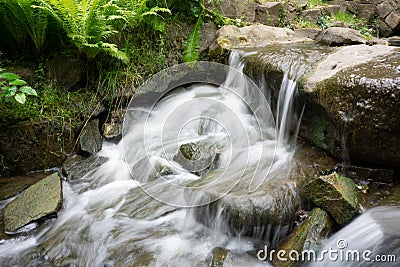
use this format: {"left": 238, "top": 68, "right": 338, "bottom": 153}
{"left": 0, "top": 51, "right": 306, "bottom": 266}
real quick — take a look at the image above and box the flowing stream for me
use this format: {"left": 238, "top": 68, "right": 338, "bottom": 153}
{"left": 1, "top": 47, "right": 397, "bottom": 267}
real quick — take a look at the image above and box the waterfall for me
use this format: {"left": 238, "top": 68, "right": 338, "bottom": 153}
{"left": 0, "top": 50, "right": 304, "bottom": 266}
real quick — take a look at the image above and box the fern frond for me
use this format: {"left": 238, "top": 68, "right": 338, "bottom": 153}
{"left": 183, "top": 14, "right": 204, "bottom": 63}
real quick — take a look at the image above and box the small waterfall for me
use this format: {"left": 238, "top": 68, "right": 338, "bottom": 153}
{"left": 0, "top": 50, "right": 307, "bottom": 266}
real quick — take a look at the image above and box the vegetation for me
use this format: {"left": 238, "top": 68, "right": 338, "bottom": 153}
{"left": 0, "top": 68, "right": 37, "bottom": 104}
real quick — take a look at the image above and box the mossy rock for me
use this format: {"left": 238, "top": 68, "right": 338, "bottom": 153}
{"left": 273, "top": 208, "right": 333, "bottom": 267}
{"left": 304, "top": 173, "right": 361, "bottom": 225}
{"left": 3, "top": 172, "right": 62, "bottom": 233}
{"left": 210, "top": 247, "right": 229, "bottom": 267}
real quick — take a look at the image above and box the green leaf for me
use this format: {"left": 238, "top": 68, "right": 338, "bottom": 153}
{"left": 9, "top": 86, "right": 17, "bottom": 96}
{"left": 9, "top": 79, "right": 27, "bottom": 86}
{"left": 20, "top": 86, "right": 37, "bottom": 96}
{"left": 183, "top": 14, "right": 204, "bottom": 63}
{"left": 0, "top": 72, "right": 20, "bottom": 80}
{"left": 15, "top": 93, "right": 27, "bottom": 104}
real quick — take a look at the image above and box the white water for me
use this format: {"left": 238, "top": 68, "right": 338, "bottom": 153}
{"left": 0, "top": 52, "right": 304, "bottom": 266}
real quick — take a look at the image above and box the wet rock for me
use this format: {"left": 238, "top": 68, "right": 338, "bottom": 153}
{"left": 208, "top": 25, "right": 312, "bottom": 59}
{"left": 0, "top": 120, "right": 76, "bottom": 175}
{"left": 304, "top": 173, "right": 361, "bottom": 225}
{"left": 62, "top": 154, "right": 86, "bottom": 177}
{"left": 173, "top": 141, "right": 220, "bottom": 176}
{"left": 255, "top": 2, "right": 282, "bottom": 26}
{"left": 102, "top": 109, "right": 125, "bottom": 142}
{"left": 336, "top": 165, "right": 394, "bottom": 184}
{"left": 3, "top": 173, "right": 62, "bottom": 233}
{"left": 388, "top": 36, "right": 400, "bottom": 46}
{"left": 302, "top": 45, "right": 400, "bottom": 170}
{"left": 0, "top": 183, "right": 28, "bottom": 201}
{"left": 315, "top": 27, "right": 366, "bottom": 46}
{"left": 79, "top": 119, "right": 102, "bottom": 154}
{"left": 378, "top": 184, "right": 400, "bottom": 207}
{"left": 210, "top": 247, "right": 229, "bottom": 267}
{"left": 190, "top": 144, "right": 337, "bottom": 246}
{"left": 66, "top": 155, "right": 108, "bottom": 180}
{"left": 273, "top": 208, "right": 332, "bottom": 267}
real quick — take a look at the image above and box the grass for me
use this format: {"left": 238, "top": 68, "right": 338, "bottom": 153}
{"left": 331, "top": 12, "right": 377, "bottom": 37}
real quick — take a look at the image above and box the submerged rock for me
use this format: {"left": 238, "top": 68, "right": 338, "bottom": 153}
{"left": 79, "top": 119, "right": 102, "bottom": 155}
{"left": 173, "top": 141, "right": 220, "bottom": 176}
{"left": 65, "top": 155, "right": 108, "bottom": 180}
{"left": 273, "top": 208, "right": 333, "bottom": 267}
{"left": 3, "top": 173, "right": 62, "bottom": 233}
{"left": 304, "top": 173, "right": 361, "bottom": 225}
{"left": 315, "top": 27, "right": 366, "bottom": 46}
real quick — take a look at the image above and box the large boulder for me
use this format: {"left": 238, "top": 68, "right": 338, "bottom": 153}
{"left": 315, "top": 27, "right": 366, "bottom": 46}
{"left": 208, "top": 25, "right": 312, "bottom": 60}
{"left": 301, "top": 44, "right": 400, "bottom": 170}
{"left": 3, "top": 173, "right": 62, "bottom": 233}
{"left": 304, "top": 173, "right": 361, "bottom": 225}
{"left": 79, "top": 119, "right": 102, "bottom": 155}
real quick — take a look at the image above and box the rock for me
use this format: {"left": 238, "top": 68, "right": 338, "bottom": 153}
{"left": 302, "top": 45, "right": 400, "bottom": 170}
{"left": 320, "top": 5, "right": 340, "bottom": 15}
{"left": 273, "top": 208, "right": 332, "bottom": 267}
{"left": 204, "top": 0, "right": 258, "bottom": 23}
{"left": 62, "top": 153, "right": 86, "bottom": 177}
{"left": 102, "top": 109, "right": 125, "bottom": 141}
{"left": 335, "top": 165, "right": 394, "bottom": 183}
{"left": 3, "top": 173, "right": 62, "bottom": 233}
{"left": 304, "top": 173, "right": 361, "bottom": 225}
{"left": 79, "top": 119, "right": 102, "bottom": 154}
{"left": 0, "top": 120, "right": 76, "bottom": 175}
{"left": 210, "top": 247, "right": 229, "bottom": 267}
{"left": 45, "top": 57, "right": 84, "bottom": 90}
{"left": 200, "top": 22, "right": 217, "bottom": 53}
{"left": 209, "top": 25, "right": 312, "bottom": 59}
{"left": 291, "top": 0, "right": 308, "bottom": 9}
{"left": 294, "top": 28, "right": 321, "bottom": 39}
{"left": 315, "top": 27, "right": 366, "bottom": 46}
{"left": 385, "top": 11, "right": 400, "bottom": 30}
{"left": 190, "top": 144, "right": 337, "bottom": 246}
{"left": 66, "top": 155, "right": 108, "bottom": 180}
{"left": 255, "top": 2, "right": 282, "bottom": 26}
{"left": 388, "top": 36, "right": 400, "bottom": 46}
{"left": 299, "top": 9, "right": 320, "bottom": 24}
{"left": 378, "top": 184, "right": 400, "bottom": 206}
{"left": 0, "top": 183, "right": 28, "bottom": 201}
{"left": 173, "top": 140, "right": 220, "bottom": 176}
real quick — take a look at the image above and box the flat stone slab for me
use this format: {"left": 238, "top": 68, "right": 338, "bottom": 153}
{"left": 3, "top": 173, "right": 62, "bottom": 233}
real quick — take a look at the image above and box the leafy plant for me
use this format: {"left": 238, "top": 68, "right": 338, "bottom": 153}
{"left": 307, "top": 0, "right": 327, "bottom": 9}
{"left": 331, "top": 12, "right": 376, "bottom": 37}
{"left": 0, "top": 68, "right": 37, "bottom": 104}
{"left": 36, "top": 0, "right": 129, "bottom": 63}
{"left": 317, "top": 12, "right": 331, "bottom": 30}
{"left": 182, "top": 13, "right": 204, "bottom": 63}
{"left": 0, "top": 0, "right": 49, "bottom": 52}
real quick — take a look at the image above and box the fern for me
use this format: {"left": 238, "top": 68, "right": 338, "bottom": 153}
{"left": 36, "top": 0, "right": 129, "bottom": 63}
{"left": 0, "top": 0, "right": 48, "bottom": 51}
{"left": 183, "top": 13, "right": 203, "bottom": 63}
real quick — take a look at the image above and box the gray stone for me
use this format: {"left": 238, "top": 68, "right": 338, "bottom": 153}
{"left": 66, "top": 155, "right": 108, "bottom": 180}
{"left": 377, "top": 1, "right": 392, "bottom": 18}
{"left": 302, "top": 45, "right": 400, "bottom": 169}
{"left": 102, "top": 122, "right": 122, "bottom": 140}
{"left": 3, "top": 173, "right": 62, "bottom": 233}
{"left": 315, "top": 27, "right": 366, "bottom": 46}
{"left": 320, "top": 5, "right": 340, "bottom": 15}
{"left": 304, "top": 173, "right": 361, "bottom": 225}
{"left": 200, "top": 22, "right": 217, "bottom": 52}
{"left": 255, "top": 2, "right": 282, "bottom": 26}
{"left": 79, "top": 119, "right": 102, "bottom": 154}
{"left": 388, "top": 36, "right": 400, "bottom": 46}
{"left": 62, "top": 154, "right": 86, "bottom": 177}
{"left": 209, "top": 25, "right": 312, "bottom": 58}
{"left": 291, "top": 0, "right": 308, "bottom": 9}
{"left": 385, "top": 11, "right": 400, "bottom": 29}
{"left": 204, "top": 0, "right": 258, "bottom": 23}
{"left": 299, "top": 9, "right": 320, "bottom": 24}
